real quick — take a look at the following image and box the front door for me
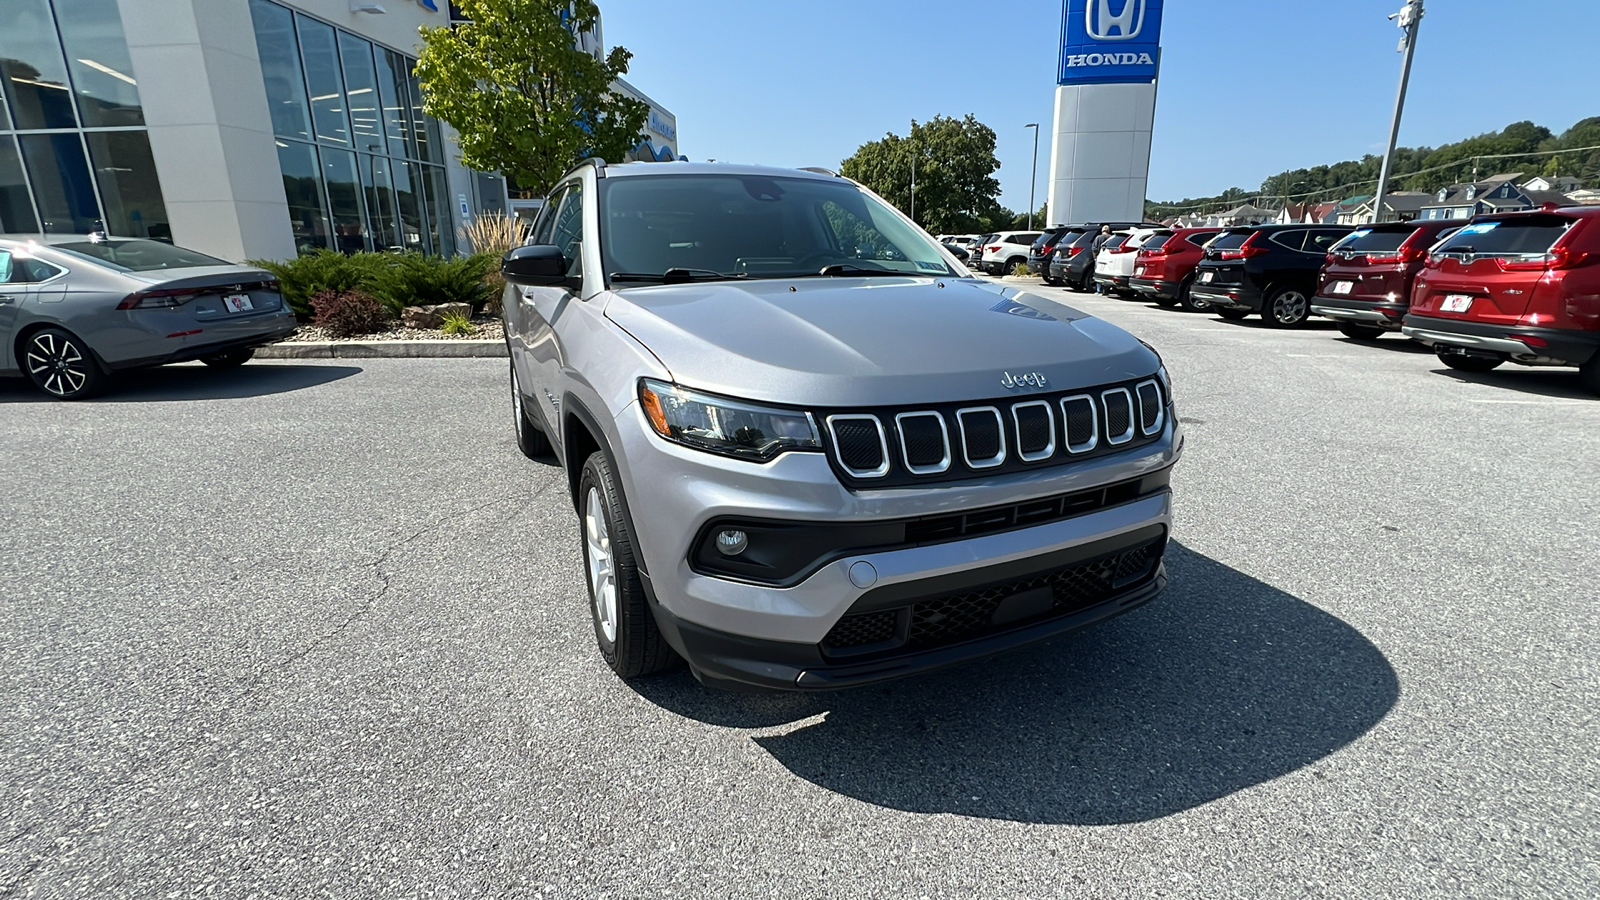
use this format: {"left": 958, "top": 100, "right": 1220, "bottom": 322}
{"left": 514, "top": 181, "right": 586, "bottom": 439}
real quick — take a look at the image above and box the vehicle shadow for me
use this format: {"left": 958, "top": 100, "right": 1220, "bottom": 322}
{"left": 1337, "top": 335, "right": 1432, "bottom": 353}
{"left": 1211, "top": 317, "right": 1341, "bottom": 331}
{"left": 0, "top": 363, "right": 362, "bottom": 403}
{"left": 1429, "top": 366, "right": 1594, "bottom": 400}
{"left": 634, "top": 541, "right": 1398, "bottom": 825}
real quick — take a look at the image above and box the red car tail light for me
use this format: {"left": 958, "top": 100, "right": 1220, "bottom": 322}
{"left": 1109, "top": 244, "right": 1135, "bottom": 254}
{"left": 1514, "top": 335, "right": 1549, "bottom": 348}
{"left": 1219, "top": 234, "right": 1267, "bottom": 260}
{"left": 117, "top": 287, "right": 197, "bottom": 310}
{"left": 987, "top": 245, "right": 1002, "bottom": 253}
{"left": 1068, "top": 246, "right": 1084, "bottom": 257}
{"left": 1325, "top": 253, "right": 1338, "bottom": 265}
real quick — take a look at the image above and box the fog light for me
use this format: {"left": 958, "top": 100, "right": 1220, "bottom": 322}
{"left": 715, "top": 529, "right": 748, "bottom": 556}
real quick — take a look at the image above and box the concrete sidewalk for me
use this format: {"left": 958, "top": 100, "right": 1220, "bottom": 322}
{"left": 257, "top": 340, "right": 507, "bottom": 359}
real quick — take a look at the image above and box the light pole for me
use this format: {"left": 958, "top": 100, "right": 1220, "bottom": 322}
{"left": 1024, "top": 123, "right": 1040, "bottom": 230}
{"left": 1374, "top": 0, "right": 1424, "bottom": 225}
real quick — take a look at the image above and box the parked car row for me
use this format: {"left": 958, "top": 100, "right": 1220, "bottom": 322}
{"left": 1003, "top": 206, "right": 1600, "bottom": 396}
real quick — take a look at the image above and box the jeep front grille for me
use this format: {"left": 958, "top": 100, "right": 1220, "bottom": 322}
{"left": 816, "top": 377, "right": 1165, "bottom": 487}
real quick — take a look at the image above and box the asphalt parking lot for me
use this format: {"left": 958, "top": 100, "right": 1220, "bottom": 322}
{"left": 2, "top": 292, "right": 1596, "bottom": 898}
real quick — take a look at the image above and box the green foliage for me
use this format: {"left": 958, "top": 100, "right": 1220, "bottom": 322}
{"left": 248, "top": 250, "right": 374, "bottom": 320}
{"left": 363, "top": 253, "right": 493, "bottom": 316}
{"left": 416, "top": 0, "right": 650, "bottom": 196}
{"left": 439, "top": 311, "right": 478, "bottom": 336}
{"left": 1010, "top": 261, "right": 1032, "bottom": 277}
{"left": 1147, "top": 117, "right": 1600, "bottom": 218}
{"left": 840, "top": 114, "right": 1010, "bottom": 235}
{"left": 309, "top": 289, "right": 392, "bottom": 338}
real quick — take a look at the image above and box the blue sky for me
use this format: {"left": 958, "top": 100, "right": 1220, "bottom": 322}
{"left": 600, "top": 0, "right": 1600, "bottom": 210}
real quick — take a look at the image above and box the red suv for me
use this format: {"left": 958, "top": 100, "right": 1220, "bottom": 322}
{"left": 1129, "top": 227, "right": 1222, "bottom": 312}
{"left": 1310, "top": 220, "right": 1461, "bottom": 340}
{"left": 1402, "top": 206, "right": 1600, "bottom": 395}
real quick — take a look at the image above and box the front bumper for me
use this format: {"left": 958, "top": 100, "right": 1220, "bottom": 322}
{"left": 646, "top": 523, "right": 1168, "bottom": 691}
{"left": 612, "top": 401, "right": 1181, "bottom": 684}
{"left": 1401, "top": 314, "right": 1600, "bottom": 367}
{"left": 1129, "top": 277, "right": 1179, "bottom": 300}
{"left": 1310, "top": 296, "right": 1407, "bottom": 330}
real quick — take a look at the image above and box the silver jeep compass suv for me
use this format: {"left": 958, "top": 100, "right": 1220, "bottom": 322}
{"left": 502, "top": 161, "right": 1181, "bottom": 691}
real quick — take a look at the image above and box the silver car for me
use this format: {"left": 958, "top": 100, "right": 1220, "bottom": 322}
{"left": 502, "top": 161, "right": 1181, "bottom": 691}
{"left": 1, "top": 235, "right": 297, "bottom": 399}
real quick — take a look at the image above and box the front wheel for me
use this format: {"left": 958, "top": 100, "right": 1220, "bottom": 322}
{"left": 23, "top": 327, "right": 104, "bottom": 400}
{"left": 578, "top": 451, "right": 677, "bottom": 679}
{"left": 1338, "top": 323, "right": 1387, "bottom": 341}
{"left": 200, "top": 348, "right": 254, "bottom": 368}
{"left": 1435, "top": 350, "right": 1503, "bottom": 373}
{"left": 1261, "top": 286, "right": 1312, "bottom": 327}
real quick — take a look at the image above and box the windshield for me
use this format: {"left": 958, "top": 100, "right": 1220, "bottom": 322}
{"left": 1432, "top": 216, "right": 1573, "bottom": 258}
{"left": 599, "top": 174, "right": 957, "bottom": 281}
{"left": 50, "top": 240, "right": 228, "bottom": 272}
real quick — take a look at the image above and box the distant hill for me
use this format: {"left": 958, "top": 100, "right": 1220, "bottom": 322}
{"left": 1147, "top": 118, "right": 1600, "bottom": 218}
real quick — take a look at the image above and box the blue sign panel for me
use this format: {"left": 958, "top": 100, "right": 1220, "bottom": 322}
{"left": 1058, "top": 0, "right": 1163, "bottom": 86}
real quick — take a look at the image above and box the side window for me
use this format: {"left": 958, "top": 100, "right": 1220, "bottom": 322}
{"left": 1270, "top": 230, "right": 1307, "bottom": 251}
{"left": 531, "top": 186, "right": 567, "bottom": 247}
{"left": 0, "top": 252, "right": 60, "bottom": 284}
{"left": 548, "top": 182, "right": 585, "bottom": 275}
{"left": 0, "top": 250, "right": 10, "bottom": 283}
{"left": 1305, "top": 230, "right": 1345, "bottom": 253}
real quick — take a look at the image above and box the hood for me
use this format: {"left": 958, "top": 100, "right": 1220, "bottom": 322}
{"left": 604, "top": 276, "right": 1158, "bottom": 407}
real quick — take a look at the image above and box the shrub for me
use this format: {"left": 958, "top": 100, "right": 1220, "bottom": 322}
{"left": 439, "top": 310, "right": 477, "bottom": 336}
{"left": 363, "top": 252, "right": 492, "bottom": 316}
{"left": 248, "top": 250, "right": 372, "bottom": 320}
{"left": 1011, "top": 261, "right": 1032, "bottom": 277}
{"left": 309, "top": 289, "right": 392, "bottom": 338}
{"left": 458, "top": 213, "right": 529, "bottom": 316}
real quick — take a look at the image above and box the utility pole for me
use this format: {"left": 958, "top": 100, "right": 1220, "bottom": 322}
{"left": 1025, "top": 123, "right": 1040, "bottom": 230}
{"left": 1373, "top": 0, "right": 1424, "bottom": 225}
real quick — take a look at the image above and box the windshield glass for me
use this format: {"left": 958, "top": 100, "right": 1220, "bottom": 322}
{"left": 1432, "top": 216, "right": 1572, "bottom": 257}
{"left": 51, "top": 240, "right": 227, "bottom": 272}
{"left": 599, "top": 174, "right": 957, "bottom": 281}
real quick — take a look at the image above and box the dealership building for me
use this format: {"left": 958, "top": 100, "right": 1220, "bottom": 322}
{"left": 0, "top": 0, "right": 679, "bottom": 262}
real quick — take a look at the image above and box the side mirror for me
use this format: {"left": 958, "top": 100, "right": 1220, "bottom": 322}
{"left": 502, "top": 244, "right": 574, "bottom": 288}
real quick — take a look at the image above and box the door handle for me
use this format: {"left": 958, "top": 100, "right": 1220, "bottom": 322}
{"left": 0, "top": 296, "right": 16, "bottom": 305}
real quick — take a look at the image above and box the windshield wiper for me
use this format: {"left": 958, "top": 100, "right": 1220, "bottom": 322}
{"left": 610, "top": 268, "right": 748, "bottom": 284}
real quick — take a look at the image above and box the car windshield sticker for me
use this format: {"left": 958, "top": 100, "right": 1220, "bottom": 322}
{"left": 1459, "top": 222, "right": 1499, "bottom": 235}
{"left": 916, "top": 260, "right": 945, "bottom": 272}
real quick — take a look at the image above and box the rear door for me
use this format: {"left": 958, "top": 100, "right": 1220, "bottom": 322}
{"left": 0, "top": 250, "right": 66, "bottom": 372}
{"left": 1419, "top": 216, "right": 1575, "bottom": 323}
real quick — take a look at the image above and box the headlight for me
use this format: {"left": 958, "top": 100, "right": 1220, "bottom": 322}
{"left": 1156, "top": 365, "right": 1172, "bottom": 402}
{"left": 638, "top": 379, "right": 821, "bottom": 462}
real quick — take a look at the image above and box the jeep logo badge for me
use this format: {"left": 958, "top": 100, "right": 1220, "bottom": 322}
{"left": 1001, "top": 371, "right": 1047, "bottom": 389}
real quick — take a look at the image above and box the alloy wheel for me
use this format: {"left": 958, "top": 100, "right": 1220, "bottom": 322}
{"left": 1272, "top": 290, "right": 1309, "bottom": 325}
{"left": 25, "top": 332, "right": 91, "bottom": 397}
{"left": 584, "top": 487, "right": 618, "bottom": 644}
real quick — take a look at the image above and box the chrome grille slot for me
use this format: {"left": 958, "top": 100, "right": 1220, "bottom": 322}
{"left": 826, "top": 414, "right": 889, "bottom": 478}
{"left": 894, "top": 411, "right": 951, "bottom": 475}
{"left": 956, "top": 407, "right": 1006, "bottom": 469}
{"left": 1103, "top": 388, "right": 1135, "bottom": 445}
{"left": 1060, "top": 395, "right": 1099, "bottom": 453}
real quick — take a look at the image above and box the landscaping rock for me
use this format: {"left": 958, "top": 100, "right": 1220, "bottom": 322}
{"left": 401, "top": 302, "right": 472, "bottom": 329}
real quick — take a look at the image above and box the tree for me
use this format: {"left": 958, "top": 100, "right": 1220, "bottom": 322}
{"left": 415, "top": 0, "right": 650, "bottom": 197}
{"left": 840, "top": 115, "right": 1009, "bottom": 234}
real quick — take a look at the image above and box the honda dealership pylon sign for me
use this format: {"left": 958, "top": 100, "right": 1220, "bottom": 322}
{"left": 1046, "top": 0, "right": 1165, "bottom": 225}
{"left": 1059, "top": 0, "right": 1163, "bottom": 84}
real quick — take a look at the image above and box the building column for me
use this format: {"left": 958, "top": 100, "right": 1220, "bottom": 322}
{"left": 1046, "top": 81, "right": 1157, "bottom": 225}
{"left": 116, "top": 0, "right": 294, "bottom": 261}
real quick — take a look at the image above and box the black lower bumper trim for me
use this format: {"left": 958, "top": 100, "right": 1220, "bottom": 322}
{"left": 1402, "top": 314, "right": 1600, "bottom": 366}
{"left": 644, "top": 526, "right": 1168, "bottom": 692}
{"left": 1191, "top": 286, "right": 1260, "bottom": 310}
{"left": 1129, "top": 278, "right": 1179, "bottom": 299}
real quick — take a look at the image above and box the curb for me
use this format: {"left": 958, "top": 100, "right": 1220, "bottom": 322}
{"left": 257, "top": 340, "right": 507, "bottom": 359}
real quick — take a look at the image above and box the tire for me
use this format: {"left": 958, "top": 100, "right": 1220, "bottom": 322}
{"left": 1337, "top": 323, "right": 1387, "bottom": 341}
{"left": 1215, "top": 307, "right": 1250, "bottom": 321}
{"left": 1005, "top": 256, "right": 1026, "bottom": 275}
{"left": 200, "top": 348, "right": 254, "bottom": 368}
{"left": 1579, "top": 355, "right": 1600, "bottom": 398}
{"left": 578, "top": 451, "right": 677, "bottom": 679}
{"left": 1435, "top": 350, "right": 1503, "bottom": 373}
{"left": 1261, "top": 286, "right": 1313, "bottom": 327}
{"left": 510, "top": 361, "right": 551, "bottom": 459}
{"left": 22, "top": 327, "right": 104, "bottom": 400}
{"left": 1178, "top": 277, "right": 1211, "bottom": 313}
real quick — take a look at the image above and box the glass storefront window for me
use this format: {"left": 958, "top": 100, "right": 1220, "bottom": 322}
{"left": 393, "top": 159, "right": 424, "bottom": 252}
{"left": 407, "top": 69, "right": 436, "bottom": 163}
{"left": 375, "top": 49, "right": 416, "bottom": 161}
{"left": 0, "top": 0, "right": 79, "bottom": 130}
{"left": 322, "top": 148, "right": 366, "bottom": 253}
{"left": 84, "top": 131, "right": 168, "bottom": 240}
{"left": 0, "top": 137, "right": 41, "bottom": 232}
{"left": 360, "top": 153, "right": 399, "bottom": 251}
{"left": 249, "top": 0, "right": 312, "bottom": 142}
{"left": 295, "top": 14, "right": 349, "bottom": 148}
{"left": 424, "top": 164, "right": 452, "bottom": 256}
{"left": 54, "top": 0, "right": 145, "bottom": 127}
{"left": 338, "top": 32, "right": 384, "bottom": 156}
{"left": 19, "top": 133, "right": 99, "bottom": 233}
{"left": 277, "top": 141, "right": 329, "bottom": 252}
